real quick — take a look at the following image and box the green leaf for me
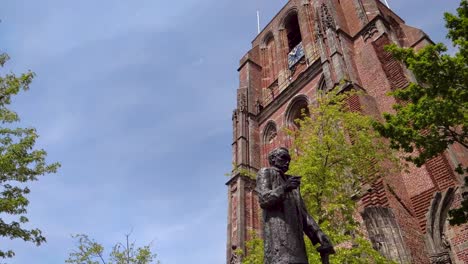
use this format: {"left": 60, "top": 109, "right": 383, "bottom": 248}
{"left": 0, "top": 51, "right": 60, "bottom": 259}
{"left": 373, "top": 0, "right": 468, "bottom": 225}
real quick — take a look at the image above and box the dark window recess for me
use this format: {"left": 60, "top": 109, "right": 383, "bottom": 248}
{"left": 285, "top": 14, "right": 302, "bottom": 51}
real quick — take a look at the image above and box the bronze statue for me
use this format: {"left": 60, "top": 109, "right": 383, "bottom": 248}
{"left": 256, "top": 147, "right": 335, "bottom": 264}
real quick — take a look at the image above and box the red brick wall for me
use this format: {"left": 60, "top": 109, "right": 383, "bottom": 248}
{"left": 361, "top": 0, "right": 380, "bottom": 21}
{"left": 388, "top": 192, "right": 429, "bottom": 263}
{"left": 426, "top": 155, "right": 458, "bottom": 191}
{"left": 330, "top": 0, "right": 350, "bottom": 34}
{"left": 339, "top": 0, "right": 362, "bottom": 35}
{"left": 261, "top": 36, "right": 279, "bottom": 89}
{"left": 447, "top": 143, "right": 468, "bottom": 179}
{"left": 353, "top": 35, "right": 397, "bottom": 115}
{"left": 244, "top": 188, "right": 261, "bottom": 241}
{"left": 362, "top": 179, "right": 389, "bottom": 207}
{"left": 372, "top": 35, "right": 409, "bottom": 91}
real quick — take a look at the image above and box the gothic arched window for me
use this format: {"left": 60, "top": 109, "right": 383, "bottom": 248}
{"left": 262, "top": 121, "right": 278, "bottom": 166}
{"left": 262, "top": 33, "right": 277, "bottom": 86}
{"left": 263, "top": 121, "right": 278, "bottom": 145}
{"left": 283, "top": 11, "right": 305, "bottom": 69}
{"left": 286, "top": 95, "right": 310, "bottom": 129}
{"left": 284, "top": 12, "right": 302, "bottom": 51}
{"left": 318, "top": 76, "right": 329, "bottom": 95}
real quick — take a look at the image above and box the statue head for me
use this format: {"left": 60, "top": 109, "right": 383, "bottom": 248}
{"left": 268, "top": 147, "right": 291, "bottom": 173}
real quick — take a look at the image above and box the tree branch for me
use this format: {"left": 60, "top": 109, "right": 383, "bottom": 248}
{"left": 446, "top": 127, "right": 468, "bottom": 149}
{"left": 97, "top": 251, "right": 107, "bottom": 264}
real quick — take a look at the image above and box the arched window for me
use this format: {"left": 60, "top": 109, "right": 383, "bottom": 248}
{"left": 283, "top": 11, "right": 304, "bottom": 69}
{"left": 263, "top": 121, "right": 278, "bottom": 145}
{"left": 262, "top": 33, "right": 277, "bottom": 86}
{"left": 262, "top": 121, "right": 278, "bottom": 166}
{"left": 318, "top": 76, "right": 328, "bottom": 94}
{"left": 286, "top": 95, "right": 310, "bottom": 129}
{"left": 285, "top": 12, "right": 302, "bottom": 51}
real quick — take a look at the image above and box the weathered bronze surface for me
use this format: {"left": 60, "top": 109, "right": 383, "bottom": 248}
{"left": 256, "top": 147, "right": 335, "bottom": 264}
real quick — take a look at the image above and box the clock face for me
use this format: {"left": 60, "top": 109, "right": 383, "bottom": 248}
{"left": 288, "top": 42, "right": 304, "bottom": 68}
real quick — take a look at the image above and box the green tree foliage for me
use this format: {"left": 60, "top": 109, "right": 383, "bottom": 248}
{"left": 286, "top": 90, "right": 397, "bottom": 263}
{"left": 237, "top": 91, "right": 398, "bottom": 263}
{"left": 236, "top": 230, "right": 264, "bottom": 264}
{"left": 240, "top": 231, "right": 394, "bottom": 264}
{"left": 373, "top": 1, "right": 467, "bottom": 171}
{"left": 373, "top": 0, "right": 468, "bottom": 225}
{"left": 0, "top": 52, "right": 60, "bottom": 258}
{"left": 66, "top": 234, "right": 160, "bottom": 264}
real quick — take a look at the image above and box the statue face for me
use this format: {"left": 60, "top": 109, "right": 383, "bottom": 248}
{"left": 273, "top": 151, "right": 290, "bottom": 173}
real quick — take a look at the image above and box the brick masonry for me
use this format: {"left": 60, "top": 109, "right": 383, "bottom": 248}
{"left": 226, "top": 0, "right": 468, "bottom": 263}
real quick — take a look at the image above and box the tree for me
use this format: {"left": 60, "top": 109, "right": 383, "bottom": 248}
{"left": 286, "top": 90, "right": 398, "bottom": 263}
{"left": 235, "top": 230, "right": 264, "bottom": 264}
{"left": 373, "top": 0, "right": 468, "bottom": 224}
{"left": 0, "top": 52, "right": 60, "bottom": 259}
{"left": 237, "top": 90, "right": 399, "bottom": 263}
{"left": 66, "top": 233, "right": 160, "bottom": 264}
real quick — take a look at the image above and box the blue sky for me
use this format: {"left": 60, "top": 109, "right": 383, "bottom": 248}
{"left": 0, "top": 0, "right": 460, "bottom": 263}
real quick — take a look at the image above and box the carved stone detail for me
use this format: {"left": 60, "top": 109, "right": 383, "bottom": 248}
{"left": 238, "top": 93, "right": 247, "bottom": 113}
{"left": 425, "top": 188, "right": 456, "bottom": 264}
{"left": 320, "top": 3, "right": 335, "bottom": 31}
{"left": 263, "top": 122, "right": 277, "bottom": 146}
{"left": 313, "top": 7, "right": 323, "bottom": 43}
{"left": 231, "top": 192, "right": 238, "bottom": 246}
{"left": 363, "top": 22, "right": 379, "bottom": 42}
{"left": 429, "top": 252, "right": 452, "bottom": 264}
{"left": 314, "top": 23, "right": 323, "bottom": 43}
{"left": 266, "top": 130, "right": 277, "bottom": 143}
{"left": 362, "top": 207, "right": 413, "bottom": 263}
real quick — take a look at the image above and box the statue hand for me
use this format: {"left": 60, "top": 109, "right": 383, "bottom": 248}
{"left": 317, "top": 232, "right": 335, "bottom": 255}
{"left": 285, "top": 176, "right": 301, "bottom": 192}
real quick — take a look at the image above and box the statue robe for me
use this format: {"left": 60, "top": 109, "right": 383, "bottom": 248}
{"left": 256, "top": 167, "right": 323, "bottom": 264}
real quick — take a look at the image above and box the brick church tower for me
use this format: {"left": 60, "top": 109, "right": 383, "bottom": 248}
{"left": 226, "top": 0, "right": 468, "bottom": 263}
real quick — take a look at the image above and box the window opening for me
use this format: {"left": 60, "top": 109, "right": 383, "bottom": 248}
{"left": 285, "top": 14, "right": 302, "bottom": 50}
{"left": 285, "top": 13, "right": 304, "bottom": 69}
{"left": 287, "top": 97, "right": 309, "bottom": 129}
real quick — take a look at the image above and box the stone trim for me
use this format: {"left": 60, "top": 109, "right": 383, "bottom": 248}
{"left": 362, "top": 207, "right": 413, "bottom": 263}
{"left": 238, "top": 58, "right": 262, "bottom": 72}
{"left": 425, "top": 188, "right": 457, "bottom": 264}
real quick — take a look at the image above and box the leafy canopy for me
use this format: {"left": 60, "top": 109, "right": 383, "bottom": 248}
{"left": 0, "top": 52, "right": 60, "bottom": 258}
{"left": 240, "top": 90, "right": 397, "bottom": 263}
{"left": 373, "top": 0, "right": 468, "bottom": 172}
{"left": 287, "top": 89, "right": 398, "bottom": 263}
{"left": 236, "top": 230, "right": 264, "bottom": 264}
{"left": 66, "top": 233, "right": 160, "bottom": 264}
{"left": 373, "top": 0, "right": 468, "bottom": 226}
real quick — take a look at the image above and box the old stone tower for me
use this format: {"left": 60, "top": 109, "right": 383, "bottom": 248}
{"left": 226, "top": 0, "right": 468, "bottom": 263}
